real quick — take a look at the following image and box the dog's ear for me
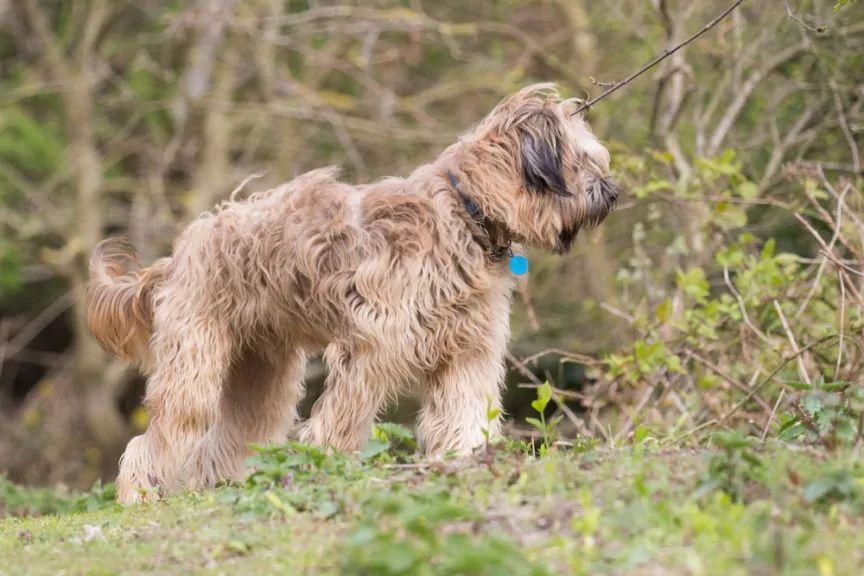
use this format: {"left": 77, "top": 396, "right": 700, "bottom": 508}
{"left": 519, "top": 109, "right": 568, "bottom": 196}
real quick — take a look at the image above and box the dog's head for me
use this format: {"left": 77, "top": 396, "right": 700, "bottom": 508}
{"left": 461, "top": 84, "right": 618, "bottom": 253}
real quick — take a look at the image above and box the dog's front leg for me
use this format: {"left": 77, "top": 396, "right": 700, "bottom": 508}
{"left": 417, "top": 350, "right": 506, "bottom": 456}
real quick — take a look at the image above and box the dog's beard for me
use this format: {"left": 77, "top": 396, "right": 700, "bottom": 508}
{"left": 554, "top": 176, "right": 618, "bottom": 254}
{"left": 586, "top": 176, "right": 619, "bottom": 227}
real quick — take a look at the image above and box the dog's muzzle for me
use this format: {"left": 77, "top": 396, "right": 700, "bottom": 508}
{"left": 587, "top": 175, "right": 619, "bottom": 225}
{"left": 554, "top": 175, "right": 619, "bottom": 254}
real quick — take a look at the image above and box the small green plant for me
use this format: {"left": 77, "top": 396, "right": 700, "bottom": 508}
{"left": 481, "top": 397, "right": 502, "bottom": 453}
{"left": 776, "top": 377, "right": 864, "bottom": 446}
{"left": 802, "top": 464, "right": 864, "bottom": 508}
{"left": 224, "top": 442, "right": 365, "bottom": 518}
{"left": 341, "top": 489, "right": 549, "bottom": 576}
{"left": 360, "top": 422, "right": 417, "bottom": 462}
{"left": 697, "top": 431, "right": 764, "bottom": 502}
{"left": 0, "top": 476, "right": 116, "bottom": 517}
{"left": 525, "top": 382, "right": 563, "bottom": 456}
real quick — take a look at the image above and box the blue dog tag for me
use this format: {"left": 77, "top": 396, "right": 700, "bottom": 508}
{"left": 508, "top": 254, "right": 529, "bottom": 276}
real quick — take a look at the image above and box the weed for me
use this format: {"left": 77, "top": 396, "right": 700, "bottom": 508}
{"left": 777, "top": 377, "right": 864, "bottom": 446}
{"left": 697, "top": 431, "right": 764, "bottom": 501}
{"left": 802, "top": 465, "right": 863, "bottom": 508}
{"left": 482, "top": 397, "right": 502, "bottom": 453}
{"left": 525, "top": 382, "right": 563, "bottom": 456}
{"left": 0, "top": 477, "right": 116, "bottom": 517}
{"left": 360, "top": 422, "right": 417, "bottom": 462}
{"left": 341, "top": 489, "right": 549, "bottom": 576}
{"left": 223, "top": 441, "right": 367, "bottom": 518}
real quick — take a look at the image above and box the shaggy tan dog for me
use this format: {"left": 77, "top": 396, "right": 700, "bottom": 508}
{"left": 87, "top": 84, "right": 617, "bottom": 504}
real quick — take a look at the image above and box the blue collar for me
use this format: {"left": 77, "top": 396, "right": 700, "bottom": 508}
{"left": 448, "top": 171, "right": 482, "bottom": 221}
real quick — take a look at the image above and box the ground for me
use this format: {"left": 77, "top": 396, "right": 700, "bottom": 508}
{"left": 1, "top": 431, "right": 863, "bottom": 575}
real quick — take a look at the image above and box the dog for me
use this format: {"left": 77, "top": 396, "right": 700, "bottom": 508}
{"left": 86, "top": 84, "right": 618, "bottom": 504}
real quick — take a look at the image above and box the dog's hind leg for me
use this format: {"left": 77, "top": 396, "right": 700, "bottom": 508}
{"left": 116, "top": 311, "right": 235, "bottom": 504}
{"left": 299, "top": 342, "right": 392, "bottom": 452}
{"left": 181, "top": 345, "right": 307, "bottom": 491}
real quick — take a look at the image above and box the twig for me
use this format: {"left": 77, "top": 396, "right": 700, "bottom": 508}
{"left": 2, "top": 292, "right": 76, "bottom": 360}
{"left": 600, "top": 301, "right": 637, "bottom": 327}
{"left": 519, "top": 348, "right": 603, "bottom": 367}
{"left": 573, "top": 0, "right": 745, "bottom": 114}
{"left": 506, "top": 351, "right": 544, "bottom": 386}
{"left": 828, "top": 79, "right": 861, "bottom": 175}
{"left": 723, "top": 264, "right": 772, "bottom": 345}
{"left": 516, "top": 281, "right": 541, "bottom": 331}
{"left": 773, "top": 299, "right": 812, "bottom": 386}
{"left": 614, "top": 381, "right": 659, "bottom": 443}
{"left": 784, "top": 0, "right": 822, "bottom": 33}
{"left": 550, "top": 394, "right": 592, "bottom": 438}
{"left": 761, "top": 388, "right": 785, "bottom": 441}
{"left": 836, "top": 269, "right": 846, "bottom": 378}
{"left": 686, "top": 350, "right": 772, "bottom": 412}
{"left": 794, "top": 257, "right": 827, "bottom": 320}
{"left": 795, "top": 213, "right": 864, "bottom": 307}
{"left": 517, "top": 382, "right": 585, "bottom": 401}
{"left": 679, "top": 333, "right": 839, "bottom": 439}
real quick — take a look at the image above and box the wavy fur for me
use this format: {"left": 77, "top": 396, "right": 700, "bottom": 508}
{"left": 97, "top": 84, "right": 618, "bottom": 504}
{"left": 86, "top": 239, "right": 171, "bottom": 369}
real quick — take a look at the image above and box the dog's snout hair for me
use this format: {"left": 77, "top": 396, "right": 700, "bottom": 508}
{"left": 92, "top": 83, "right": 617, "bottom": 504}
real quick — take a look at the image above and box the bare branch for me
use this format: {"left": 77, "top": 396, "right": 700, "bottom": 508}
{"left": 573, "top": 0, "right": 745, "bottom": 114}
{"left": 784, "top": 0, "right": 823, "bottom": 34}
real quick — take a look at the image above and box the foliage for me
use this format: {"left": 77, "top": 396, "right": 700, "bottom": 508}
{"left": 342, "top": 490, "right": 548, "bottom": 576}
{"left": 0, "top": 476, "right": 116, "bottom": 517}
{"left": 360, "top": 422, "right": 418, "bottom": 461}
{"left": 697, "top": 432, "right": 764, "bottom": 502}
{"left": 583, "top": 150, "right": 864, "bottom": 449}
{"left": 4, "top": 444, "right": 864, "bottom": 574}
{"left": 525, "top": 382, "right": 564, "bottom": 455}
{"left": 222, "top": 441, "right": 367, "bottom": 519}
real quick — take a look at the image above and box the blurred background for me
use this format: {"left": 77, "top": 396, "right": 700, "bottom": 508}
{"left": 1, "top": 0, "right": 862, "bottom": 489}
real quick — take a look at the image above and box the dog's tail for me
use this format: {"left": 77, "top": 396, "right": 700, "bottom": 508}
{"left": 86, "top": 238, "right": 171, "bottom": 365}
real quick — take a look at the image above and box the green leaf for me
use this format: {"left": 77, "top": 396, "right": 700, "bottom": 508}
{"left": 737, "top": 181, "right": 758, "bottom": 199}
{"left": 676, "top": 267, "right": 710, "bottom": 302}
{"left": 525, "top": 417, "right": 544, "bottom": 431}
{"left": 359, "top": 439, "right": 390, "bottom": 460}
{"left": 821, "top": 381, "right": 850, "bottom": 393}
{"left": 531, "top": 382, "right": 553, "bottom": 413}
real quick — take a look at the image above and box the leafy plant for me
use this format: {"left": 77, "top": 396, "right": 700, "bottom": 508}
{"left": 777, "top": 377, "right": 864, "bottom": 446}
{"left": 802, "top": 466, "right": 863, "bottom": 507}
{"left": 525, "top": 382, "right": 563, "bottom": 456}
{"left": 0, "top": 476, "right": 116, "bottom": 517}
{"left": 697, "top": 432, "right": 764, "bottom": 502}
{"left": 482, "top": 398, "right": 502, "bottom": 453}
{"left": 224, "top": 442, "right": 365, "bottom": 518}
{"left": 360, "top": 422, "right": 417, "bottom": 461}
{"left": 341, "top": 489, "right": 549, "bottom": 576}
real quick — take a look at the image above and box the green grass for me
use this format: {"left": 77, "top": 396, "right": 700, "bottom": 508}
{"left": 2, "top": 436, "right": 864, "bottom": 575}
